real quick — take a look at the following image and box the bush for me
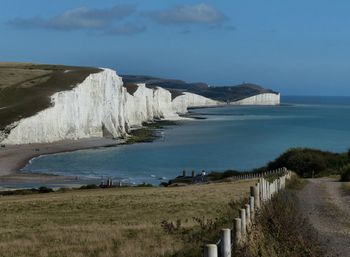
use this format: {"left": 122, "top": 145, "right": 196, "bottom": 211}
{"left": 38, "top": 187, "right": 54, "bottom": 193}
{"left": 340, "top": 165, "right": 350, "bottom": 182}
{"left": 268, "top": 148, "right": 349, "bottom": 177}
{"left": 0, "top": 188, "right": 38, "bottom": 196}
{"left": 79, "top": 184, "right": 100, "bottom": 190}
{"left": 286, "top": 174, "right": 308, "bottom": 190}
{"left": 136, "top": 183, "right": 153, "bottom": 187}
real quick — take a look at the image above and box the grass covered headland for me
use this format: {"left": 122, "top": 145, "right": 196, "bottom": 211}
{"left": 267, "top": 148, "right": 350, "bottom": 178}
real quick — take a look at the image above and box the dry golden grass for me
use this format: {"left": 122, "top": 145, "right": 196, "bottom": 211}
{"left": 0, "top": 180, "right": 254, "bottom": 257}
{"left": 0, "top": 66, "right": 52, "bottom": 90}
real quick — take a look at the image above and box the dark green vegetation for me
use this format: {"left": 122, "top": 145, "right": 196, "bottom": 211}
{"left": 166, "top": 169, "right": 257, "bottom": 186}
{"left": 340, "top": 165, "right": 350, "bottom": 182}
{"left": 267, "top": 148, "right": 350, "bottom": 178}
{"left": 167, "top": 147, "right": 350, "bottom": 186}
{"left": 0, "top": 186, "right": 53, "bottom": 196}
{"left": 122, "top": 74, "right": 278, "bottom": 102}
{"left": 342, "top": 183, "right": 350, "bottom": 194}
{"left": 237, "top": 176, "right": 324, "bottom": 257}
{"left": 0, "top": 62, "right": 101, "bottom": 130}
{"left": 125, "top": 120, "right": 178, "bottom": 144}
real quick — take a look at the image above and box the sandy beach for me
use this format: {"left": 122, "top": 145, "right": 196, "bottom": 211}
{"left": 0, "top": 137, "right": 119, "bottom": 183}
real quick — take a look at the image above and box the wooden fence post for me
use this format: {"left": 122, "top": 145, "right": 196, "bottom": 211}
{"left": 251, "top": 184, "right": 260, "bottom": 209}
{"left": 249, "top": 196, "right": 255, "bottom": 219}
{"left": 234, "top": 218, "right": 241, "bottom": 244}
{"left": 240, "top": 209, "right": 246, "bottom": 237}
{"left": 221, "top": 229, "right": 231, "bottom": 257}
{"left": 204, "top": 244, "right": 218, "bottom": 257}
{"left": 245, "top": 204, "right": 251, "bottom": 225}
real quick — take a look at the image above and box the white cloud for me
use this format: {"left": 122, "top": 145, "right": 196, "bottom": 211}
{"left": 9, "top": 5, "right": 136, "bottom": 31}
{"left": 148, "top": 3, "right": 227, "bottom": 25}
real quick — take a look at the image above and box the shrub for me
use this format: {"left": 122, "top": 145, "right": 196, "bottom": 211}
{"left": 340, "top": 165, "right": 350, "bottom": 182}
{"left": 268, "top": 148, "right": 348, "bottom": 177}
{"left": 79, "top": 184, "right": 100, "bottom": 190}
{"left": 136, "top": 183, "right": 153, "bottom": 187}
{"left": 286, "top": 174, "right": 308, "bottom": 190}
{"left": 38, "top": 187, "right": 54, "bottom": 193}
{"left": 0, "top": 189, "right": 38, "bottom": 196}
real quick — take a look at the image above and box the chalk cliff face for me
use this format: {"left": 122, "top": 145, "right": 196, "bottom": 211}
{"left": 1, "top": 69, "right": 280, "bottom": 145}
{"left": 230, "top": 93, "right": 280, "bottom": 105}
{"left": 172, "top": 92, "right": 220, "bottom": 113}
{"left": 1, "top": 69, "right": 219, "bottom": 144}
{"left": 2, "top": 69, "right": 126, "bottom": 144}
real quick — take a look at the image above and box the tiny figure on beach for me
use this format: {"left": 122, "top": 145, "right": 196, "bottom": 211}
{"left": 201, "top": 170, "right": 206, "bottom": 182}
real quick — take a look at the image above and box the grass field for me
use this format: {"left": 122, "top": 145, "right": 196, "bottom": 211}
{"left": 0, "top": 62, "right": 101, "bottom": 130}
{"left": 0, "top": 180, "right": 254, "bottom": 257}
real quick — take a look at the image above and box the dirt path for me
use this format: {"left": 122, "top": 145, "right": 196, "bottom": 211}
{"left": 298, "top": 178, "right": 350, "bottom": 257}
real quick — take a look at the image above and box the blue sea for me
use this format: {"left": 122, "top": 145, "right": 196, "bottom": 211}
{"left": 23, "top": 96, "right": 350, "bottom": 185}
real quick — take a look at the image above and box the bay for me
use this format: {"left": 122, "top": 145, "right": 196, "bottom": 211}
{"left": 24, "top": 96, "right": 350, "bottom": 185}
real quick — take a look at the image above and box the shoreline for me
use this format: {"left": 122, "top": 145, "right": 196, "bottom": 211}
{"left": 0, "top": 137, "right": 120, "bottom": 184}
{"left": 0, "top": 117, "right": 192, "bottom": 186}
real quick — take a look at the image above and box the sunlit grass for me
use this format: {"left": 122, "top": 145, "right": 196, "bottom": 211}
{"left": 0, "top": 180, "right": 254, "bottom": 257}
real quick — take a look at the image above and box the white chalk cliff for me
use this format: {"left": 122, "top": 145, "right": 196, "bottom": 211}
{"left": 1, "top": 69, "right": 280, "bottom": 145}
{"left": 230, "top": 93, "right": 280, "bottom": 106}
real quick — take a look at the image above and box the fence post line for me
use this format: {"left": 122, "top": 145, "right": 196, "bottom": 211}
{"left": 221, "top": 229, "right": 231, "bottom": 257}
{"left": 204, "top": 244, "right": 218, "bottom": 257}
{"left": 240, "top": 208, "right": 246, "bottom": 237}
{"left": 201, "top": 168, "right": 293, "bottom": 254}
{"left": 234, "top": 218, "right": 242, "bottom": 245}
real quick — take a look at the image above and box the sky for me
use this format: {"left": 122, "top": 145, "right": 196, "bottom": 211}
{"left": 1, "top": 0, "right": 350, "bottom": 96}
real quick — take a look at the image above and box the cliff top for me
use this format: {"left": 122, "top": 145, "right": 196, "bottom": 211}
{"left": 122, "top": 75, "right": 278, "bottom": 102}
{"left": 0, "top": 62, "right": 101, "bottom": 130}
{"left": 0, "top": 63, "right": 278, "bottom": 131}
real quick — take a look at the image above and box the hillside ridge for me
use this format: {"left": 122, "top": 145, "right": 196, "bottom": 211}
{"left": 122, "top": 74, "right": 278, "bottom": 102}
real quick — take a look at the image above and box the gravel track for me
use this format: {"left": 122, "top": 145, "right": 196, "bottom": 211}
{"left": 298, "top": 178, "right": 350, "bottom": 257}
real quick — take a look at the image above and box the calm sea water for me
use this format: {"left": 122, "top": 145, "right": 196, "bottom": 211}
{"left": 23, "top": 96, "right": 350, "bottom": 185}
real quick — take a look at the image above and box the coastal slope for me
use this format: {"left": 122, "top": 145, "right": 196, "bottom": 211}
{"left": 0, "top": 65, "right": 280, "bottom": 145}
